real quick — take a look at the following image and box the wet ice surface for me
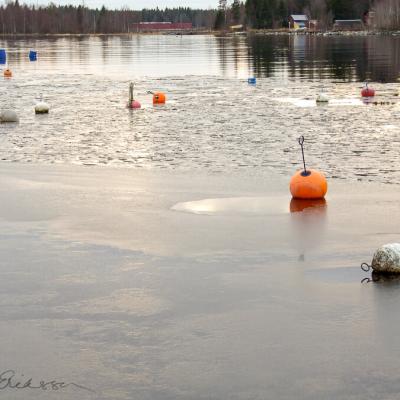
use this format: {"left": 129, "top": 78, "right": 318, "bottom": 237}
{"left": 0, "top": 164, "right": 399, "bottom": 399}
{"left": 1, "top": 36, "right": 400, "bottom": 399}
{"left": 171, "top": 195, "right": 289, "bottom": 215}
{"left": 1, "top": 73, "right": 400, "bottom": 183}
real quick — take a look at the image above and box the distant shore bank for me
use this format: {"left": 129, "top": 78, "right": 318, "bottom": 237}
{"left": 1, "top": 29, "right": 400, "bottom": 38}
{"left": 248, "top": 29, "right": 400, "bottom": 36}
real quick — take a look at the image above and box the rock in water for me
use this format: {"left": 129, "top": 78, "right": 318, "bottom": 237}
{"left": 0, "top": 110, "right": 19, "bottom": 123}
{"left": 370, "top": 243, "right": 400, "bottom": 273}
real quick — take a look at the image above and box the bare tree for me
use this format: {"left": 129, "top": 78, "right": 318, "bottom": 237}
{"left": 374, "top": 0, "right": 400, "bottom": 30}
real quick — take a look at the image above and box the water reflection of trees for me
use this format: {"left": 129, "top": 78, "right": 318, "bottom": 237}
{"left": 216, "top": 36, "right": 252, "bottom": 77}
{"left": 242, "top": 35, "right": 400, "bottom": 82}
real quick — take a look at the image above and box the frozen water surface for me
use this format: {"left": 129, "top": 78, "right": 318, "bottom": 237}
{"left": 0, "top": 35, "right": 399, "bottom": 399}
{"left": 0, "top": 35, "right": 400, "bottom": 182}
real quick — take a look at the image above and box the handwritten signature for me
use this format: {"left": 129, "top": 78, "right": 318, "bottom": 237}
{"left": 0, "top": 369, "right": 95, "bottom": 393}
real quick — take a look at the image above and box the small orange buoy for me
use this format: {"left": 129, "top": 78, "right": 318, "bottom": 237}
{"left": 153, "top": 92, "right": 166, "bottom": 105}
{"left": 4, "top": 69, "right": 12, "bottom": 78}
{"left": 290, "top": 170, "right": 327, "bottom": 199}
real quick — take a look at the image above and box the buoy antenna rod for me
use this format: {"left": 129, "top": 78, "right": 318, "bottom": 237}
{"left": 298, "top": 135, "right": 309, "bottom": 176}
{"left": 129, "top": 82, "right": 134, "bottom": 103}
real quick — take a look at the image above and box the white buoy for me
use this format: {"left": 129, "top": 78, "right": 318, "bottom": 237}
{"left": 362, "top": 243, "right": 400, "bottom": 274}
{"left": 316, "top": 92, "right": 329, "bottom": 103}
{"left": 35, "top": 101, "right": 50, "bottom": 114}
{"left": 35, "top": 95, "right": 50, "bottom": 114}
{"left": 0, "top": 110, "right": 19, "bottom": 123}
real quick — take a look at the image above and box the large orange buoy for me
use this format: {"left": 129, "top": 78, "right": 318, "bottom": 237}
{"left": 153, "top": 92, "right": 166, "bottom": 105}
{"left": 290, "top": 136, "right": 328, "bottom": 199}
{"left": 4, "top": 69, "right": 12, "bottom": 78}
{"left": 290, "top": 169, "right": 327, "bottom": 199}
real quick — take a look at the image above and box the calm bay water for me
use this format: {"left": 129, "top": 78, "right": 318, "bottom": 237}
{"left": 0, "top": 34, "right": 400, "bottom": 182}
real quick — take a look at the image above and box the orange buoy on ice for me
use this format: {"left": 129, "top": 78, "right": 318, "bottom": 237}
{"left": 153, "top": 92, "right": 166, "bottom": 105}
{"left": 4, "top": 69, "right": 12, "bottom": 78}
{"left": 290, "top": 169, "right": 327, "bottom": 199}
{"left": 290, "top": 136, "right": 328, "bottom": 199}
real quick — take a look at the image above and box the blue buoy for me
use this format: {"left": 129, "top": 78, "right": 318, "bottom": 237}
{"left": 248, "top": 77, "right": 256, "bottom": 85}
{"left": 0, "top": 49, "right": 6, "bottom": 65}
{"left": 29, "top": 50, "right": 37, "bottom": 61}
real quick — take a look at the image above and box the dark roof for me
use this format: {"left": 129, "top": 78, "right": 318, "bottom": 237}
{"left": 334, "top": 19, "right": 363, "bottom": 24}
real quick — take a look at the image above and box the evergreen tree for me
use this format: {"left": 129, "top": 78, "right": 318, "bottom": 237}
{"left": 231, "top": 0, "right": 241, "bottom": 24}
{"left": 328, "top": 0, "right": 355, "bottom": 19}
{"left": 214, "top": 8, "right": 225, "bottom": 29}
{"left": 277, "top": 0, "right": 287, "bottom": 27}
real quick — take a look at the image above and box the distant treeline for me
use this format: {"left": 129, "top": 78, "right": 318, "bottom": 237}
{"left": 0, "top": 3, "right": 216, "bottom": 34}
{"left": 0, "top": 0, "right": 399, "bottom": 34}
{"left": 244, "top": 0, "right": 368, "bottom": 28}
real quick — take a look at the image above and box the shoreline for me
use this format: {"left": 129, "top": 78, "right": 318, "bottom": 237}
{"left": 1, "top": 29, "right": 400, "bottom": 38}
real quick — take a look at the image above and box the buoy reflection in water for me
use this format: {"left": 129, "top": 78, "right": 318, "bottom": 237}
{"left": 362, "top": 271, "right": 400, "bottom": 284}
{"left": 290, "top": 198, "right": 327, "bottom": 261}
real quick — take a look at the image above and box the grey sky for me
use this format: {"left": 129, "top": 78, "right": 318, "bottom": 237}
{"left": 39, "top": 0, "right": 220, "bottom": 9}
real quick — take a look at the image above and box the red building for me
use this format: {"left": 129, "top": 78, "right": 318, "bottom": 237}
{"left": 132, "top": 22, "right": 193, "bottom": 32}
